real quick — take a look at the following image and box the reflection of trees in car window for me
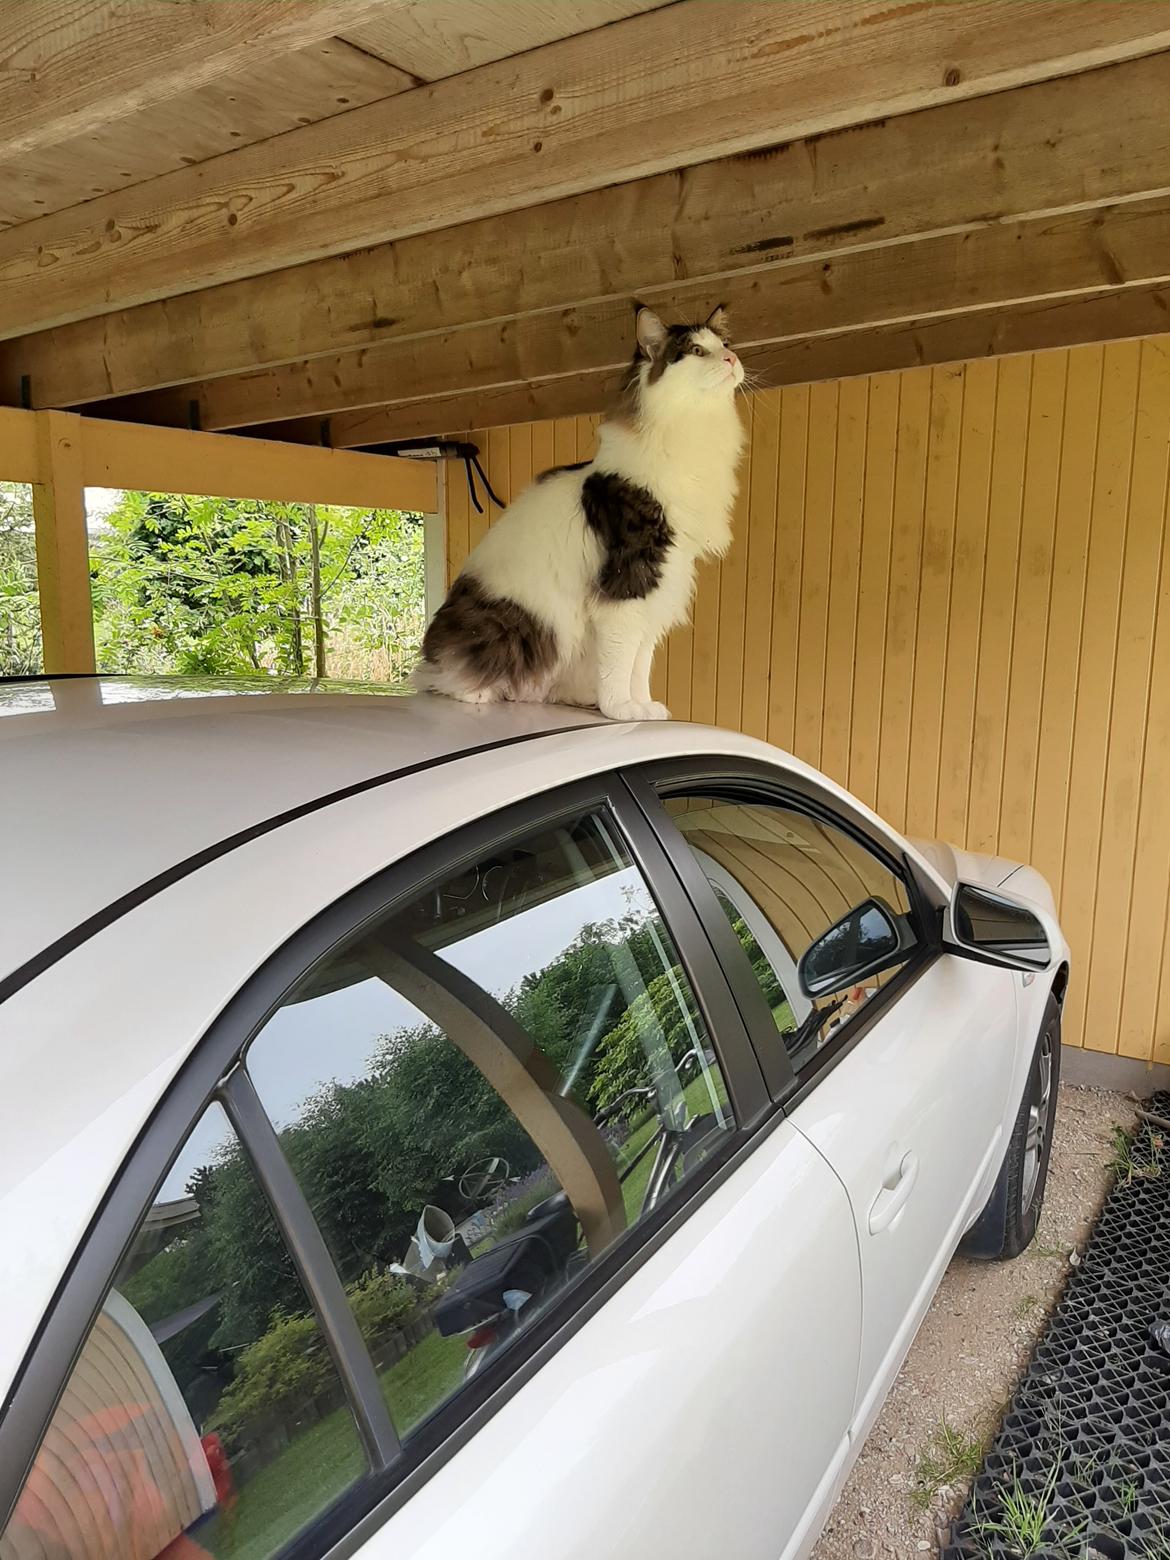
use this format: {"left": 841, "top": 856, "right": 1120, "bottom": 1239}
{"left": 244, "top": 808, "right": 733, "bottom": 1438}
{"left": 1, "top": 1105, "right": 364, "bottom": 1560}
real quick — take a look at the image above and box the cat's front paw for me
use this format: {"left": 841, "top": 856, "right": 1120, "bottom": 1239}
{"left": 602, "top": 698, "right": 672, "bottom": 722}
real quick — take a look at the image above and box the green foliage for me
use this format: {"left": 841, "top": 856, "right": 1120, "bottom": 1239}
{"left": 0, "top": 482, "right": 425, "bottom": 679}
{"left": 208, "top": 1310, "right": 334, "bottom": 1443}
{"left": 0, "top": 482, "right": 40, "bottom": 674}
{"left": 345, "top": 1269, "right": 418, "bottom": 1346}
{"left": 588, "top": 966, "right": 703, "bottom": 1118}
{"left": 89, "top": 490, "right": 424, "bottom": 678}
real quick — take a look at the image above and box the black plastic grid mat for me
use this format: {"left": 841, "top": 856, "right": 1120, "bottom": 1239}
{"left": 942, "top": 1092, "right": 1170, "bottom": 1560}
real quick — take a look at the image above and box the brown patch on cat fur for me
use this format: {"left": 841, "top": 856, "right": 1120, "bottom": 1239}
{"left": 420, "top": 575, "right": 558, "bottom": 696}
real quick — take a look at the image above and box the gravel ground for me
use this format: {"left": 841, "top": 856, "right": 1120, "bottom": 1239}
{"left": 811, "top": 1082, "right": 1136, "bottom": 1560}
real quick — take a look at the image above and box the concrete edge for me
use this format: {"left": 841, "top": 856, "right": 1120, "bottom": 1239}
{"left": 1062, "top": 1043, "right": 1170, "bottom": 1096}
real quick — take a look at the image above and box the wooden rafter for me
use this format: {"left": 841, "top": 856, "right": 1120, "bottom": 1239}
{"left": 260, "top": 286, "right": 1170, "bottom": 445}
{"left": 6, "top": 47, "right": 1170, "bottom": 414}
{"left": 84, "top": 195, "right": 1170, "bottom": 432}
{"left": 4, "top": 0, "right": 1170, "bottom": 340}
{"left": 0, "top": 0, "right": 399, "bottom": 160}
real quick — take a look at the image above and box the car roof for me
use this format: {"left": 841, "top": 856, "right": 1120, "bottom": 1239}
{"left": 0, "top": 676, "right": 606, "bottom": 992}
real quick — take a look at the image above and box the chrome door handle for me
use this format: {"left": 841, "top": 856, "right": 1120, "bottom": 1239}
{"left": 868, "top": 1150, "right": 919, "bottom": 1234}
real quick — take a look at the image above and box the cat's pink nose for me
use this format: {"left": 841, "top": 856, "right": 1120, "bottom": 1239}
{"left": 724, "top": 352, "right": 738, "bottom": 368}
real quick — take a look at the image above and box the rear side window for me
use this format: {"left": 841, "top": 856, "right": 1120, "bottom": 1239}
{"left": 0, "top": 1104, "right": 365, "bottom": 1560}
{"left": 244, "top": 806, "right": 733, "bottom": 1438}
{"left": 662, "top": 794, "right": 917, "bottom": 1073}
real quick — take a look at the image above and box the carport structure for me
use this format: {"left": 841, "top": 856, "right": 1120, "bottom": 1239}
{"left": 3, "top": 0, "right": 1170, "bottom": 1084}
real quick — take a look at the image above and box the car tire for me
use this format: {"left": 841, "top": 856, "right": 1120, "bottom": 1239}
{"left": 960, "top": 991, "right": 1061, "bottom": 1261}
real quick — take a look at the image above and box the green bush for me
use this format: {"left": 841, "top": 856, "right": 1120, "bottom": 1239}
{"left": 345, "top": 1269, "right": 418, "bottom": 1345}
{"left": 208, "top": 1311, "right": 332, "bottom": 1444}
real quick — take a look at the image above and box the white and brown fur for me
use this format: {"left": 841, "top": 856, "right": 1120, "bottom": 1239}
{"left": 415, "top": 304, "right": 746, "bottom": 720}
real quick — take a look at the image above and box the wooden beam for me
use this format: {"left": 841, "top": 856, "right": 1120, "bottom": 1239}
{"left": 10, "top": 45, "right": 1170, "bottom": 412}
{"left": 4, "top": 1, "right": 1170, "bottom": 340}
{"left": 291, "top": 287, "right": 1170, "bottom": 444}
{"left": 32, "top": 411, "right": 95, "bottom": 674}
{"left": 0, "top": 404, "right": 436, "bottom": 510}
{"left": 0, "top": 0, "right": 398, "bottom": 160}
{"left": 0, "top": 405, "right": 40, "bottom": 480}
{"left": 93, "top": 194, "right": 1170, "bottom": 431}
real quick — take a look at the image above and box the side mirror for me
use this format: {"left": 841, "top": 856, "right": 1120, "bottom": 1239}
{"left": 797, "top": 897, "right": 914, "bottom": 1000}
{"left": 946, "top": 883, "right": 1053, "bottom": 971}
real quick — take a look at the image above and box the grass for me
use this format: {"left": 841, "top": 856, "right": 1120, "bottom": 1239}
{"left": 379, "top": 1326, "right": 468, "bottom": 1433}
{"left": 1107, "top": 1121, "right": 1164, "bottom": 1186}
{"left": 971, "top": 1459, "right": 1066, "bottom": 1557}
{"left": 198, "top": 1328, "right": 466, "bottom": 1558}
{"left": 198, "top": 1400, "right": 365, "bottom": 1560}
{"left": 910, "top": 1417, "right": 987, "bottom": 1513}
{"left": 1014, "top": 1292, "right": 1040, "bottom": 1319}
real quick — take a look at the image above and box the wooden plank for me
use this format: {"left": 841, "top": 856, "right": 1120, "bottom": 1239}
{"left": 740, "top": 391, "right": 780, "bottom": 741}
{"left": 1030, "top": 346, "right": 1103, "bottom": 911}
{"left": 14, "top": 46, "right": 1170, "bottom": 406}
{"left": 0, "top": 405, "right": 40, "bottom": 480}
{"left": 0, "top": 0, "right": 394, "bottom": 159}
{"left": 936, "top": 359, "right": 997, "bottom": 847}
{"left": 95, "top": 194, "right": 1170, "bottom": 432}
{"left": 875, "top": 369, "right": 929, "bottom": 830}
{"left": 996, "top": 348, "right": 1067, "bottom": 863}
{"left": 820, "top": 377, "right": 868, "bottom": 786}
{"left": 6, "top": 1, "right": 1170, "bottom": 342}
{"left": 0, "top": 39, "right": 417, "bottom": 231}
{"left": 848, "top": 372, "right": 899, "bottom": 809}
{"left": 966, "top": 354, "right": 1030, "bottom": 853}
{"left": 1059, "top": 341, "right": 1140, "bottom": 1050}
{"left": 296, "top": 288, "right": 1170, "bottom": 447}
{"left": 32, "top": 411, "right": 95, "bottom": 674}
{"left": 793, "top": 382, "right": 838, "bottom": 768}
{"left": 904, "top": 365, "right": 963, "bottom": 838}
{"left": 10, "top": 407, "right": 439, "bottom": 511}
{"left": 766, "top": 385, "right": 808, "bottom": 754}
{"left": 1088, "top": 338, "right": 1170, "bottom": 1057}
{"left": 341, "top": 0, "right": 673, "bottom": 81}
{"left": 713, "top": 402, "right": 753, "bottom": 733}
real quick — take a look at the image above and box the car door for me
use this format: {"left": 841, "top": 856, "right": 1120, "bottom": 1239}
{"left": 631, "top": 761, "right": 1018, "bottom": 1438}
{"left": 0, "top": 773, "right": 863, "bottom": 1560}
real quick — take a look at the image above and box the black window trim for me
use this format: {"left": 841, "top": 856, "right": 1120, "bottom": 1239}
{"left": 622, "top": 757, "right": 943, "bottom": 1105}
{"left": 0, "top": 768, "right": 771, "bottom": 1552}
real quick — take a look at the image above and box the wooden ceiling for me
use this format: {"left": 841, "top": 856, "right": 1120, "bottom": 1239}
{"left": 2, "top": 0, "right": 1170, "bottom": 451}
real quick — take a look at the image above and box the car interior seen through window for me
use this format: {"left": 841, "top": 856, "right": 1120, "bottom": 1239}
{"left": 244, "top": 805, "right": 732, "bottom": 1439}
{"left": 1, "top": 1105, "right": 366, "bottom": 1560}
{"left": 661, "top": 792, "right": 917, "bottom": 1072}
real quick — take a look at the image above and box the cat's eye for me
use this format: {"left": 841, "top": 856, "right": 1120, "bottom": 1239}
{"left": 690, "top": 343, "right": 706, "bottom": 356}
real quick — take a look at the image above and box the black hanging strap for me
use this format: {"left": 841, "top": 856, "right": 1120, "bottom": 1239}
{"left": 353, "top": 436, "right": 505, "bottom": 513}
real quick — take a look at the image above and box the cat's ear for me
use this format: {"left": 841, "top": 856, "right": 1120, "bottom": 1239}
{"left": 635, "top": 305, "right": 668, "bottom": 358}
{"left": 705, "top": 303, "right": 731, "bottom": 342}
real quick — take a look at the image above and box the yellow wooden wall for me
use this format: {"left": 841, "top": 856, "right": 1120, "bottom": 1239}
{"left": 445, "top": 337, "right": 1170, "bottom": 1063}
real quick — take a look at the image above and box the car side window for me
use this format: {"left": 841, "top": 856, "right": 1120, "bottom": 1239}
{"left": 0, "top": 1103, "right": 366, "bottom": 1560}
{"left": 244, "top": 805, "right": 732, "bottom": 1440}
{"left": 661, "top": 792, "right": 917, "bottom": 1074}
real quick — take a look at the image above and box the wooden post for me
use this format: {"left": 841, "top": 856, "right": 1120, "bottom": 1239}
{"left": 32, "top": 411, "right": 95, "bottom": 674}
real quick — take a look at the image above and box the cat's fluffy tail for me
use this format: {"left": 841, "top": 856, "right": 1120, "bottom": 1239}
{"left": 410, "top": 655, "right": 504, "bottom": 704}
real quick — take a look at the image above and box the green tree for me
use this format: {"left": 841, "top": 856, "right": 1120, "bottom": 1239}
{"left": 88, "top": 490, "right": 424, "bottom": 679}
{"left": 0, "top": 481, "right": 40, "bottom": 674}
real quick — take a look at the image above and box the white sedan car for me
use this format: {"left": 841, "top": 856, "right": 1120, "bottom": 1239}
{"left": 0, "top": 678, "right": 1067, "bottom": 1560}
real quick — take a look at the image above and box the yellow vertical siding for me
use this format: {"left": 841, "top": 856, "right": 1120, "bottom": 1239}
{"left": 443, "top": 334, "right": 1170, "bottom": 1061}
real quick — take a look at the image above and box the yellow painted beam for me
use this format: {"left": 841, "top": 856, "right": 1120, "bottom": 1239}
{"left": 0, "top": 405, "right": 40, "bottom": 481}
{"left": 0, "top": 404, "right": 436, "bottom": 511}
{"left": 32, "top": 411, "right": 95, "bottom": 674}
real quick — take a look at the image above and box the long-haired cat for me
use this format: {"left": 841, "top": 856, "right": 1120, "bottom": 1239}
{"left": 415, "top": 304, "right": 746, "bottom": 720}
